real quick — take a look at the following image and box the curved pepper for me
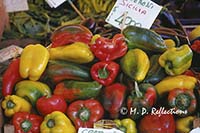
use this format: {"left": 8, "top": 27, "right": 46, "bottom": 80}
{"left": 20, "top": 44, "right": 49, "bottom": 81}
{"left": 120, "top": 49, "right": 150, "bottom": 82}
{"left": 102, "top": 83, "right": 127, "bottom": 119}
{"left": 15, "top": 80, "right": 51, "bottom": 106}
{"left": 67, "top": 99, "right": 104, "bottom": 130}
{"left": 1, "top": 95, "right": 32, "bottom": 117}
{"left": 176, "top": 116, "right": 195, "bottom": 133}
{"left": 159, "top": 44, "right": 193, "bottom": 75}
{"left": 168, "top": 88, "right": 197, "bottom": 117}
{"left": 2, "top": 58, "right": 22, "bottom": 96}
{"left": 49, "top": 42, "right": 94, "bottom": 64}
{"left": 54, "top": 80, "right": 102, "bottom": 102}
{"left": 122, "top": 25, "right": 167, "bottom": 53}
{"left": 90, "top": 34, "right": 128, "bottom": 61}
{"left": 12, "top": 112, "right": 43, "bottom": 133}
{"left": 40, "top": 111, "right": 76, "bottom": 133}
{"left": 155, "top": 75, "right": 197, "bottom": 95}
{"left": 114, "top": 118, "right": 137, "bottom": 133}
{"left": 90, "top": 61, "right": 120, "bottom": 86}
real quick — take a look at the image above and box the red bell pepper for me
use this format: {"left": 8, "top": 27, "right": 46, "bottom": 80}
{"left": 90, "top": 34, "right": 128, "bottom": 61}
{"left": 139, "top": 113, "right": 176, "bottom": 133}
{"left": 36, "top": 94, "right": 67, "bottom": 116}
{"left": 102, "top": 83, "right": 127, "bottom": 119}
{"left": 90, "top": 61, "right": 120, "bottom": 86}
{"left": 12, "top": 112, "right": 43, "bottom": 133}
{"left": 191, "top": 39, "right": 200, "bottom": 53}
{"left": 51, "top": 24, "right": 93, "bottom": 48}
{"left": 127, "top": 81, "right": 157, "bottom": 120}
{"left": 67, "top": 99, "right": 104, "bottom": 130}
{"left": 2, "top": 58, "right": 23, "bottom": 96}
{"left": 168, "top": 88, "right": 197, "bottom": 116}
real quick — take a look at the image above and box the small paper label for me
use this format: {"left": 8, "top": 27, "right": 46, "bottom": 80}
{"left": 45, "top": 0, "right": 66, "bottom": 8}
{"left": 0, "top": 45, "right": 23, "bottom": 62}
{"left": 106, "top": 0, "right": 162, "bottom": 29}
{"left": 3, "top": 0, "right": 29, "bottom": 12}
{"left": 78, "top": 128, "right": 123, "bottom": 133}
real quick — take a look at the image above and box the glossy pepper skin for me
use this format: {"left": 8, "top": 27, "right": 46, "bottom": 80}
{"left": 127, "top": 82, "right": 157, "bottom": 120}
{"left": 159, "top": 44, "right": 193, "bottom": 76}
{"left": 155, "top": 75, "right": 197, "bottom": 95}
{"left": 120, "top": 49, "right": 150, "bottom": 82}
{"left": 90, "top": 61, "right": 120, "bottom": 86}
{"left": 90, "top": 34, "right": 128, "bottom": 61}
{"left": 40, "top": 111, "right": 76, "bottom": 133}
{"left": 15, "top": 80, "right": 51, "bottom": 106}
{"left": 49, "top": 42, "right": 94, "bottom": 64}
{"left": 168, "top": 88, "right": 197, "bottom": 116}
{"left": 20, "top": 44, "right": 49, "bottom": 81}
{"left": 122, "top": 25, "right": 167, "bottom": 53}
{"left": 176, "top": 116, "right": 195, "bottom": 133}
{"left": 139, "top": 113, "right": 176, "bottom": 133}
{"left": 12, "top": 112, "right": 43, "bottom": 133}
{"left": 2, "top": 58, "right": 22, "bottom": 96}
{"left": 51, "top": 24, "right": 93, "bottom": 48}
{"left": 1, "top": 95, "right": 32, "bottom": 117}
{"left": 54, "top": 80, "right": 102, "bottom": 102}
{"left": 114, "top": 118, "right": 137, "bottom": 133}
{"left": 67, "top": 99, "right": 104, "bottom": 130}
{"left": 102, "top": 83, "right": 127, "bottom": 119}
{"left": 36, "top": 94, "right": 67, "bottom": 116}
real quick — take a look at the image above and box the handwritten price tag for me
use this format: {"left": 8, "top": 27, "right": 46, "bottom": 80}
{"left": 78, "top": 128, "right": 123, "bottom": 133}
{"left": 45, "top": 0, "right": 66, "bottom": 8}
{"left": 106, "top": 0, "right": 162, "bottom": 29}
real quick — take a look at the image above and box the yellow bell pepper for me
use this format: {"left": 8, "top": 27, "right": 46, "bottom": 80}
{"left": 155, "top": 75, "right": 197, "bottom": 95}
{"left": 48, "top": 42, "right": 94, "bottom": 64}
{"left": 1, "top": 95, "right": 32, "bottom": 117}
{"left": 176, "top": 116, "right": 195, "bottom": 133}
{"left": 20, "top": 44, "right": 49, "bottom": 81}
{"left": 164, "top": 39, "right": 176, "bottom": 48}
{"left": 114, "top": 118, "right": 137, "bottom": 133}
{"left": 40, "top": 111, "right": 76, "bottom": 133}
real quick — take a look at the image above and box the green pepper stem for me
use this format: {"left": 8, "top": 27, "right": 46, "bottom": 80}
{"left": 134, "top": 81, "right": 143, "bottom": 98}
{"left": 6, "top": 100, "right": 16, "bottom": 109}
{"left": 98, "top": 64, "right": 109, "bottom": 79}
{"left": 47, "top": 119, "right": 55, "bottom": 128}
{"left": 21, "top": 120, "right": 32, "bottom": 132}
{"left": 78, "top": 108, "right": 90, "bottom": 122}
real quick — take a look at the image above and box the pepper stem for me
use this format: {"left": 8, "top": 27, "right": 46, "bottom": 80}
{"left": 47, "top": 119, "right": 55, "bottom": 128}
{"left": 21, "top": 120, "right": 32, "bottom": 132}
{"left": 134, "top": 81, "right": 143, "bottom": 97}
{"left": 78, "top": 108, "right": 90, "bottom": 122}
{"left": 6, "top": 100, "right": 16, "bottom": 109}
{"left": 98, "top": 64, "right": 109, "bottom": 79}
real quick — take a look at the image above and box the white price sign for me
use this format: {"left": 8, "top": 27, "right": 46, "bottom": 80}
{"left": 78, "top": 128, "right": 123, "bottom": 133}
{"left": 45, "top": 0, "right": 66, "bottom": 8}
{"left": 106, "top": 0, "right": 162, "bottom": 29}
{"left": 3, "top": 0, "right": 29, "bottom": 12}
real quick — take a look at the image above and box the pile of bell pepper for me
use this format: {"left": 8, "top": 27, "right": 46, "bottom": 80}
{"left": 1, "top": 23, "right": 199, "bottom": 133}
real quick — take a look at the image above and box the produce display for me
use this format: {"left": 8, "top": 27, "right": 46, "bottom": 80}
{"left": 1, "top": 1, "right": 200, "bottom": 133}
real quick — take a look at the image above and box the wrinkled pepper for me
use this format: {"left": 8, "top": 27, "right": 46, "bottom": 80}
{"left": 20, "top": 44, "right": 49, "bottom": 81}
{"left": 159, "top": 44, "right": 193, "bottom": 75}
{"left": 36, "top": 94, "right": 67, "bottom": 116}
{"left": 139, "top": 113, "right": 175, "bottom": 133}
{"left": 102, "top": 83, "right": 127, "bottom": 119}
{"left": 49, "top": 42, "right": 94, "bottom": 64}
{"left": 90, "top": 61, "right": 120, "bottom": 86}
{"left": 2, "top": 58, "right": 22, "bottom": 96}
{"left": 114, "top": 118, "right": 137, "bottom": 133}
{"left": 176, "top": 116, "right": 195, "bottom": 133}
{"left": 168, "top": 88, "right": 197, "bottom": 116}
{"left": 120, "top": 49, "right": 150, "bottom": 82}
{"left": 122, "top": 25, "right": 167, "bottom": 53}
{"left": 67, "top": 99, "right": 104, "bottom": 130}
{"left": 40, "top": 111, "right": 76, "bottom": 133}
{"left": 127, "top": 81, "right": 157, "bottom": 120}
{"left": 1, "top": 95, "right": 32, "bottom": 117}
{"left": 51, "top": 24, "right": 93, "bottom": 48}
{"left": 15, "top": 80, "right": 51, "bottom": 106}
{"left": 155, "top": 75, "right": 197, "bottom": 95}
{"left": 45, "top": 60, "right": 91, "bottom": 84}
{"left": 54, "top": 80, "right": 102, "bottom": 102}
{"left": 12, "top": 112, "right": 43, "bottom": 133}
{"left": 90, "top": 34, "right": 128, "bottom": 61}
